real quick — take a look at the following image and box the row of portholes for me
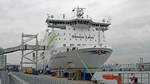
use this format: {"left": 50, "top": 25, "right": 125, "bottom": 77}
{"left": 52, "top": 43, "right": 93, "bottom": 54}
{"left": 52, "top": 47, "right": 77, "bottom": 55}
{"left": 62, "top": 33, "right": 96, "bottom": 37}
{"left": 68, "top": 27, "right": 96, "bottom": 32}
{"left": 63, "top": 44, "right": 86, "bottom": 47}
{"left": 67, "top": 47, "right": 77, "bottom": 52}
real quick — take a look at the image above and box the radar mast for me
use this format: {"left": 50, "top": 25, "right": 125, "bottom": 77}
{"left": 72, "top": 6, "right": 85, "bottom": 19}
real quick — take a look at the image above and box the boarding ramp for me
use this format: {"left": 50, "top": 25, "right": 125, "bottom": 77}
{"left": 0, "top": 33, "right": 46, "bottom": 70}
{"left": 2, "top": 44, "right": 45, "bottom": 55}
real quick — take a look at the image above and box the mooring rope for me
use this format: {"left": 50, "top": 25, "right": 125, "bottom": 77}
{"left": 76, "top": 50, "right": 96, "bottom": 80}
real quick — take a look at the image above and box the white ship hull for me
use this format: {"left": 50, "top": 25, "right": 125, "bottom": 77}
{"left": 37, "top": 7, "right": 113, "bottom": 71}
{"left": 48, "top": 47, "right": 112, "bottom": 70}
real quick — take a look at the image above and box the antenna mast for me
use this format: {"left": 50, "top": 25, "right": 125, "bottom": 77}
{"left": 72, "top": 6, "right": 85, "bottom": 19}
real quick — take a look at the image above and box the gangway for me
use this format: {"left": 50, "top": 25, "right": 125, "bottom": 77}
{"left": 2, "top": 44, "right": 45, "bottom": 55}
{"left": 0, "top": 33, "right": 46, "bottom": 70}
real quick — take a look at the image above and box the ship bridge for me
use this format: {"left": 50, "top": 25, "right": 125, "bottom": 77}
{"left": 46, "top": 18, "right": 111, "bottom": 31}
{"left": 46, "top": 7, "right": 111, "bottom": 31}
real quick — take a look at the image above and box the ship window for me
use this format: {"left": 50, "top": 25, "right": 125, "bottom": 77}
{"left": 72, "top": 47, "right": 76, "bottom": 50}
{"left": 63, "top": 44, "right": 66, "bottom": 47}
{"left": 77, "top": 44, "right": 81, "bottom": 46}
{"left": 64, "top": 33, "right": 65, "bottom": 35}
{"left": 64, "top": 38, "right": 66, "bottom": 40}
{"left": 75, "top": 21, "right": 77, "bottom": 24}
{"left": 96, "top": 28, "right": 98, "bottom": 31}
{"left": 73, "top": 28, "right": 75, "bottom": 30}
{"left": 70, "top": 38, "right": 71, "bottom": 40}
{"left": 78, "top": 20, "right": 80, "bottom": 23}
{"left": 66, "top": 22, "right": 69, "bottom": 24}
{"left": 95, "top": 40, "right": 97, "bottom": 41}
{"left": 82, "top": 44, "right": 86, "bottom": 46}
{"left": 59, "top": 38, "right": 61, "bottom": 40}
{"left": 70, "top": 44, "right": 74, "bottom": 46}
{"left": 67, "top": 48, "right": 69, "bottom": 52}
{"left": 85, "top": 21, "right": 87, "bottom": 24}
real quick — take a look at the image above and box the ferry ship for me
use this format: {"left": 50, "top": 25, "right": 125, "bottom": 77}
{"left": 37, "top": 7, "right": 113, "bottom": 71}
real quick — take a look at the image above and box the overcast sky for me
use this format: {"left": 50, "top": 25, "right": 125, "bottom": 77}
{"left": 0, "top": 0, "right": 150, "bottom": 64}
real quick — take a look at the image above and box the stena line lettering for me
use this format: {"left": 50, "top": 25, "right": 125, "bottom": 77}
{"left": 72, "top": 35, "right": 94, "bottom": 39}
{"left": 88, "top": 36, "right": 94, "bottom": 39}
{"left": 72, "top": 35, "right": 84, "bottom": 38}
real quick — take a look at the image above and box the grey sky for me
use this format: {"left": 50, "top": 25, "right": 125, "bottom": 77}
{"left": 0, "top": 0, "right": 150, "bottom": 64}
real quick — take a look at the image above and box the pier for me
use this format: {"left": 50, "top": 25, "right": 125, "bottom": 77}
{"left": 0, "top": 71, "right": 150, "bottom": 84}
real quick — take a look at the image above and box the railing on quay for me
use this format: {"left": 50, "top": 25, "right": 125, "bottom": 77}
{"left": 0, "top": 71, "right": 92, "bottom": 84}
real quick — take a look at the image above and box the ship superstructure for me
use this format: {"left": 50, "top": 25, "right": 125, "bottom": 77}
{"left": 37, "top": 7, "right": 113, "bottom": 71}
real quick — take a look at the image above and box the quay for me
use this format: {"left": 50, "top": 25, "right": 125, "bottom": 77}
{"left": 0, "top": 71, "right": 150, "bottom": 84}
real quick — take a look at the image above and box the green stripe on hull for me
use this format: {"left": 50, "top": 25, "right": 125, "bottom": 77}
{"left": 46, "top": 34, "right": 59, "bottom": 49}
